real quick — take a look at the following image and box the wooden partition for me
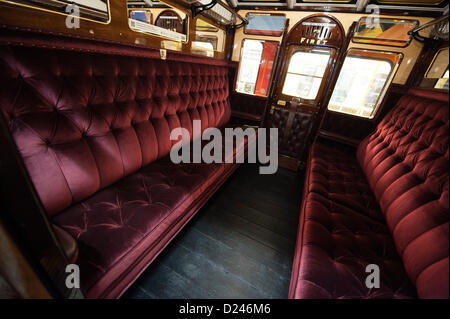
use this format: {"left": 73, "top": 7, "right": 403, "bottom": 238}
{"left": 0, "top": 0, "right": 232, "bottom": 60}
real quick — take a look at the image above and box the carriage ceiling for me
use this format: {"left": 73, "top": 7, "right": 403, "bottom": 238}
{"left": 128, "top": 1, "right": 448, "bottom": 18}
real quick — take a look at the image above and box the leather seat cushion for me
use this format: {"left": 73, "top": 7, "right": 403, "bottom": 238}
{"left": 52, "top": 156, "right": 224, "bottom": 295}
{"left": 308, "top": 141, "right": 384, "bottom": 222}
{"left": 357, "top": 89, "right": 449, "bottom": 298}
{"left": 0, "top": 45, "right": 231, "bottom": 217}
{"left": 50, "top": 131, "right": 255, "bottom": 297}
{"left": 0, "top": 40, "right": 251, "bottom": 299}
{"left": 290, "top": 88, "right": 448, "bottom": 299}
{"left": 290, "top": 142, "right": 416, "bottom": 299}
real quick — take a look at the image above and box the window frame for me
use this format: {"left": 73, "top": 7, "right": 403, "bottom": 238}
{"left": 327, "top": 48, "right": 403, "bottom": 120}
{"left": 422, "top": 47, "right": 450, "bottom": 91}
{"left": 352, "top": 17, "right": 419, "bottom": 48}
{"left": 194, "top": 18, "right": 226, "bottom": 53}
{"left": 235, "top": 38, "right": 280, "bottom": 98}
{"left": 244, "top": 12, "right": 287, "bottom": 37}
{"left": 128, "top": 6, "right": 189, "bottom": 43}
{"left": 0, "top": 0, "right": 111, "bottom": 24}
{"left": 376, "top": 0, "right": 444, "bottom": 5}
{"left": 425, "top": 47, "right": 449, "bottom": 79}
{"left": 128, "top": 9, "right": 153, "bottom": 24}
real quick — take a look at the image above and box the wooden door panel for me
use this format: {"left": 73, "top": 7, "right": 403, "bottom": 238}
{"left": 285, "top": 111, "right": 315, "bottom": 158}
{"left": 268, "top": 107, "right": 290, "bottom": 150}
{"left": 268, "top": 107, "right": 315, "bottom": 158}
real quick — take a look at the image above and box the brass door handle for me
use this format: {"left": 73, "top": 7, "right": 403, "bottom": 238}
{"left": 270, "top": 105, "right": 282, "bottom": 114}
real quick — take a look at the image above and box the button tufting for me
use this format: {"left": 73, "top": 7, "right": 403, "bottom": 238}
{"left": 291, "top": 89, "right": 449, "bottom": 299}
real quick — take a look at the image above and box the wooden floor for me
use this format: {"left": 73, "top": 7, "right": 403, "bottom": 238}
{"left": 123, "top": 163, "right": 303, "bottom": 299}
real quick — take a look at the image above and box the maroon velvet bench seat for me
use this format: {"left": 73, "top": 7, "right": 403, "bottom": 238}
{"left": 0, "top": 36, "right": 249, "bottom": 298}
{"left": 289, "top": 88, "right": 449, "bottom": 299}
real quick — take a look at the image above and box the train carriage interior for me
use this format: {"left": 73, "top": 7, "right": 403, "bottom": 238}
{"left": 0, "top": 0, "right": 448, "bottom": 302}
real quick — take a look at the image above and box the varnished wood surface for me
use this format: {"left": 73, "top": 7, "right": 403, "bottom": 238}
{"left": 0, "top": 0, "right": 228, "bottom": 59}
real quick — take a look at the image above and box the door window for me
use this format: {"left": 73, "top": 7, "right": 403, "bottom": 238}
{"left": 281, "top": 49, "right": 332, "bottom": 100}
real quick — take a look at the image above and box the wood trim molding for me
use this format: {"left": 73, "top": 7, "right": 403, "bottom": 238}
{"left": 278, "top": 154, "right": 300, "bottom": 172}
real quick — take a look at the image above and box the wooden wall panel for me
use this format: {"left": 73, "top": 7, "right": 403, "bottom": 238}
{"left": 232, "top": 10, "right": 433, "bottom": 85}
{"left": 0, "top": 0, "right": 228, "bottom": 59}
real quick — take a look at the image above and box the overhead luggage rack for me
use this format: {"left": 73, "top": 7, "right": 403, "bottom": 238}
{"left": 409, "top": 14, "right": 449, "bottom": 41}
{"left": 186, "top": 0, "right": 247, "bottom": 29}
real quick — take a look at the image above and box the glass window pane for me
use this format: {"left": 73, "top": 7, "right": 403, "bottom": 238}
{"left": 254, "top": 41, "right": 278, "bottom": 96}
{"left": 236, "top": 39, "right": 278, "bottom": 97}
{"left": 128, "top": 4, "right": 188, "bottom": 43}
{"left": 420, "top": 47, "right": 449, "bottom": 90}
{"left": 426, "top": 48, "right": 449, "bottom": 78}
{"left": 192, "top": 19, "right": 226, "bottom": 57}
{"left": 4, "top": 0, "right": 110, "bottom": 22}
{"left": 245, "top": 13, "right": 286, "bottom": 36}
{"left": 377, "top": 0, "right": 444, "bottom": 5}
{"left": 282, "top": 74, "right": 324, "bottom": 100}
{"left": 286, "top": 51, "right": 329, "bottom": 77}
{"left": 281, "top": 49, "right": 331, "bottom": 100}
{"left": 353, "top": 18, "right": 418, "bottom": 47}
{"left": 192, "top": 41, "right": 214, "bottom": 57}
{"left": 236, "top": 40, "right": 264, "bottom": 95}
{"left": 303, "top": 0, "right": 351, "bottom": 2}
{"left": 434, "top": 69, "right": 449, "bottom": 90}
{"left": 328, "top": 52, "right": 399, "bottom": 119}
{"left": 130, "top": 10, "right": 152, "bottom": 24}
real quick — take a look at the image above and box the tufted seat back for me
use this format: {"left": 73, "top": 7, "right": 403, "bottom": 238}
{"left": 0, "top": 46, "right": 231, "bottom": 216}
{"left": 357, "top": 88, "right": 449, "bottom": 298}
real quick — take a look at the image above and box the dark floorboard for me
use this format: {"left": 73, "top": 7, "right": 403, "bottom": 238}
{"left": 122, "top": 163, "right": 303, "bottom": 299}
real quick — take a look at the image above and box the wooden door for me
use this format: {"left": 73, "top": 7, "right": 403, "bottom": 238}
{"left": 266, "top": 14, "right": 345, "bottom": 164}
